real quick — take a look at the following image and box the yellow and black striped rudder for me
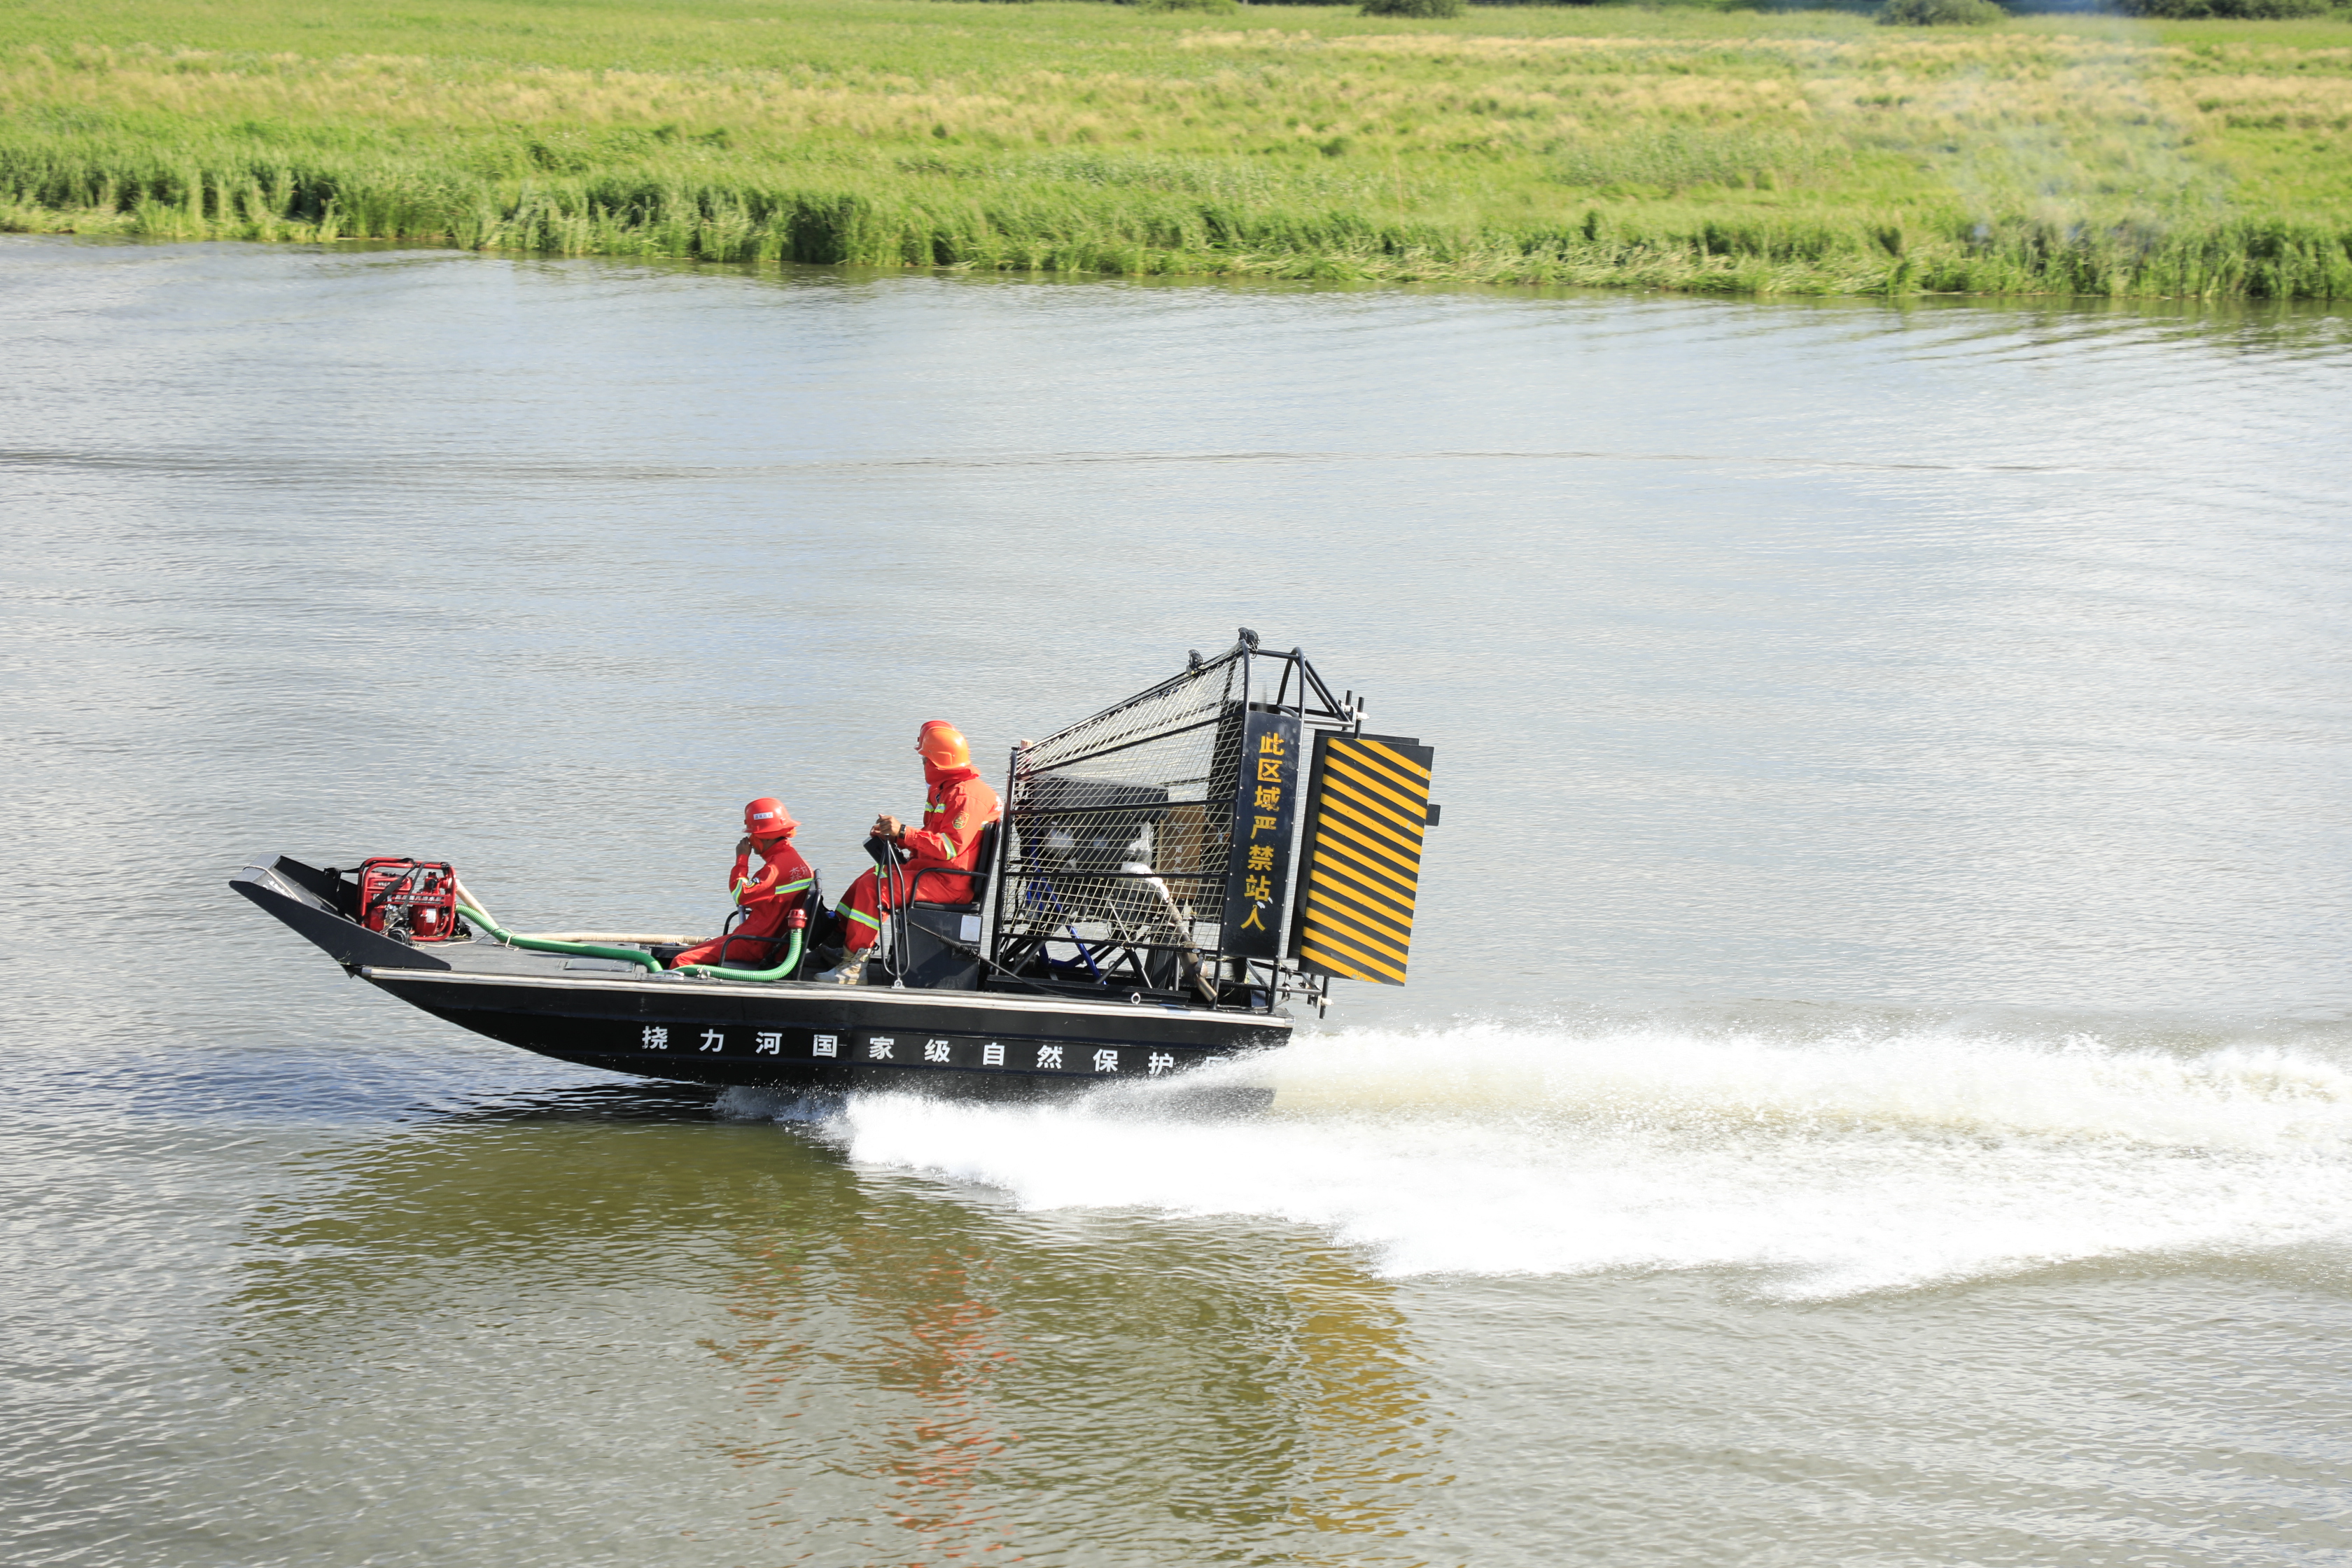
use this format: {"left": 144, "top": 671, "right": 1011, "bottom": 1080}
{"left": 1291, "top": 733, "right": 1434, "bottom": 986}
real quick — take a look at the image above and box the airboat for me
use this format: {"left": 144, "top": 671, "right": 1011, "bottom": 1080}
{"left": 234, "top": 632, "right": 1436, "bottom": 1100}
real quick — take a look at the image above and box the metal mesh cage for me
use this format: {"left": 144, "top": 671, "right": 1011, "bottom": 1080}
{"left": 990, "top": 648, "right": 1251, "bottom": 995}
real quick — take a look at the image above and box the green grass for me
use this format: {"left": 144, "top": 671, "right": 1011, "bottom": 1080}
{"left": 4, "top": 0, "right": 2351, "bottom": 297}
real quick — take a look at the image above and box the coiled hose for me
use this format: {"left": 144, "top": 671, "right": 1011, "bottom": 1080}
{"left": 456, "top": 902, "right": 664, "bottom": 974}
{"left": 672, "top": 926, "right": 806, "bottom": 983}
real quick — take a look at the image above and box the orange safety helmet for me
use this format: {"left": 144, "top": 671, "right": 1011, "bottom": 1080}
{"left": 915, "top": 720, "right": 970, "bottom": 770}
{"left": 743, "top": 797, "right": 798, "bottom": 840}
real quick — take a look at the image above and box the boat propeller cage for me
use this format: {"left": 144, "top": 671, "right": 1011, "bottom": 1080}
{"left": 981, "top": 631, "right": 1436, "bottom": 1014}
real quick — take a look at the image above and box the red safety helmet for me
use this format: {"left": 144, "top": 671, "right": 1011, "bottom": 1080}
{"left": 743, "top": 797, "right": 798, "bottom": 840}
{"left": 916, "top": 720, "right": 970, "bottom": 770}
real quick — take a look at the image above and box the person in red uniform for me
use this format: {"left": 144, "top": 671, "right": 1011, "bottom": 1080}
{"left": 666, "top": 797, "right": 816, "bottom": 971}
{"left": 822, "top": 720, "right": 1001, "bottom": 984}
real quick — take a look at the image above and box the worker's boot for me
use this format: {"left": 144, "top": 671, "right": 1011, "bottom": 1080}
{"left": 818, "top": 948, "right": 871, "bottom": 986}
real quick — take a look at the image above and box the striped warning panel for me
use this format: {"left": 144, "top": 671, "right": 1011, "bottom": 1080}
{"left": 1292, "top": 733, "right": 1434, "bottom": 986}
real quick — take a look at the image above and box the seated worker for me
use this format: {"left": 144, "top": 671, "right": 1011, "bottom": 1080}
{"left": 666, "top": 797, "right": 815, "bottom": 971}
{"left": 820, "top": 720, "right": 1000, "bottom": 984}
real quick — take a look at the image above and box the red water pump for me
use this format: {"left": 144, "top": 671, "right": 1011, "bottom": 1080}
{"left": 356, "top": 858, "right": 462, "bottom": 943}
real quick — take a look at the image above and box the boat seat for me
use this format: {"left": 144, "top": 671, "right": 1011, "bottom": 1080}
{"left": 881, "top": 822, "right": 999, "bottom": 990}
{"left": 907, "top": 821, "right": 999, "bottom": 913}
{"left": 699, "top": 870, "right": 826, "bottom": 974}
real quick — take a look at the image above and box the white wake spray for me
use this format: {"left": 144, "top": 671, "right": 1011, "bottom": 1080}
{"left": 729, "top": 1021, "right": 2352, "bottom": 1298}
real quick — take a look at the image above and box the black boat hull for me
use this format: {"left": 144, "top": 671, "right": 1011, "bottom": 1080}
{"left": 368, "top": 965, "right": 1284, "bottom": 1100}
{"left": 237, "top": 857, "right": 1289, "bottom": 1101}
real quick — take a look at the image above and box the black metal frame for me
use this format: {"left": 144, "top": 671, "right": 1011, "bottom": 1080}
{"left": 978, "top": 630, "right": 1362, "bottom": 1014}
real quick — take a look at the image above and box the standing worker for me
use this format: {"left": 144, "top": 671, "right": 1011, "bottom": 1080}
{"left": 821, "top": 720, "right": 1001, "bottom": 984}
{"left": 666, "top": 798, "right": 815, "bottom": 971}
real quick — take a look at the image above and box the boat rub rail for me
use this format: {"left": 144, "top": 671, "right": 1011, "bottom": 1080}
{"left": 356, "top": 964, "right": 1293, "bottom": 1023}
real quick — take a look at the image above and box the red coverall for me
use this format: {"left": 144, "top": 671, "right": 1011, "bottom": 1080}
{"left": 667, "top": 839, "right": 816, "bottom": 969}
{"left": 838, "top": 763, "right": 1002, "bottom": 953}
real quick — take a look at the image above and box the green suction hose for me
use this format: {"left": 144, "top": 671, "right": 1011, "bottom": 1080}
{"left": 456, "top": 902, "right": 664, "bottom": 974}
{"left": 674, "top": 927, "right": 805, "bottom": 983}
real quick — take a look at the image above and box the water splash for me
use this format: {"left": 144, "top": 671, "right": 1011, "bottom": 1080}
{"left": 728, "top": 1020, "right": 2352, "bottom": 1298}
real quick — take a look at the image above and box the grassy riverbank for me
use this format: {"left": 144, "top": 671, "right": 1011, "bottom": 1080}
{"left": 5, "top": 0, "right": 2351, "bottom": 296}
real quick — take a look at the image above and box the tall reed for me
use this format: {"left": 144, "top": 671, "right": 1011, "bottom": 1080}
{"left": 5, "top": 1, "right": 2351, "bottom": 298}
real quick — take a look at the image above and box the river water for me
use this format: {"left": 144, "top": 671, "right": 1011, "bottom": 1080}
{"left": 3, "top": 234, "right": 2348, "bottom": 1565}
